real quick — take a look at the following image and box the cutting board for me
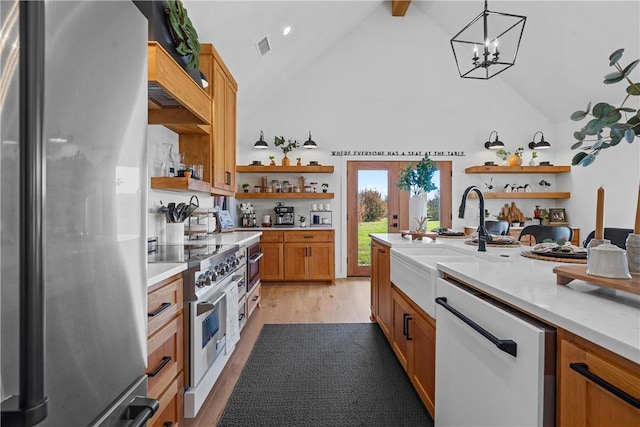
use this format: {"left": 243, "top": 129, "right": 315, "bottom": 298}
{"left": 553, "top": 265, "right": 639, "bottom": 295}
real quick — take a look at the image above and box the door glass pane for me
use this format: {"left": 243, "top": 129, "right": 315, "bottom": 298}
{"left": 357, "top": 170, "right": 388, "bottom": 267}
{"left": 426, "top": 170, "right": 441, "bottom": 231}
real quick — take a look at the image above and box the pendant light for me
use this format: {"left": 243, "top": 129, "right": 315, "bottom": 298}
{"left": 450, "top": 0, "right": 526, "bottom": 80}
{"left": 254, "top": 131, "right": 268, "bottom": 149}
{"left": 303, "top": 131, "right": 317, "bottom": 149}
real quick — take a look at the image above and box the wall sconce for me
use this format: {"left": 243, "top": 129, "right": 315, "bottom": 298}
{"left": 450, "top": 0, "right": 527, "bottom": 80}
{"left": 254, "top": 131, "right": 268, "bottom": 149}
{"left": 484, "top": 131, "right": 504, "bottom": 149}
{"left": 528, "top": 131, "right": 551, "bottom": 149}
{"left": 303, "top": 131, "right": 317, "bottom": 149}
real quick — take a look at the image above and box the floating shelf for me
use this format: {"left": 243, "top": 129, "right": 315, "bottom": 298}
{"left": 150, "top": 177, "right": 211, "bottom": 193}
{"left": 465, "top": 165, "right": 571, "bottom": 174}
{"left": 235, "top": 192, "right": 334, "bottom": 199}
{"left": 236, "top": 165, "right": 334, "bottom": 173}
{"left": 470, "top": 192, "right": 571, "bottom": 199}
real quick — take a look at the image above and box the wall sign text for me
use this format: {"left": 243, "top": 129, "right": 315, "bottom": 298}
{"left": 330, "top": 150, "right": 465, "bottom": 157}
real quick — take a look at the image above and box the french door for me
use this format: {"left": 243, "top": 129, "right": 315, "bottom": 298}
{"left": 346, "top": 160, "right": 451, "bottom": 277}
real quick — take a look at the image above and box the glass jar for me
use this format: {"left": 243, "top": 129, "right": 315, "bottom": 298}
{"left": 282, "top": 181, "right": 290, "bottom": 193}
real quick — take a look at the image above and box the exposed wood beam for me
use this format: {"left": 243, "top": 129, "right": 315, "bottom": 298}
{"left": 391, "top": 0, "right": 411, "bottom": 16}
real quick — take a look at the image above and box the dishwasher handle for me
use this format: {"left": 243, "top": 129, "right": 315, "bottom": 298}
{"left": 570, "top": 363, "right": 640, "bottom": 408}
{"left": 435, "top": 297, "right": 517, "bottom": 357}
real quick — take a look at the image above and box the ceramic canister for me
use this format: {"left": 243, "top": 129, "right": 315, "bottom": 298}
{"left": 626, "top": 234, "right": 640, "bottom": 274}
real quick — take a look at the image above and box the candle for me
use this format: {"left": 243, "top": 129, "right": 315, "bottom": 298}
{"left": 595, "top": 186, "right": 604, "bottom": 240}
{"left": 635, "top": 183, "right": 640, "bottom": 234}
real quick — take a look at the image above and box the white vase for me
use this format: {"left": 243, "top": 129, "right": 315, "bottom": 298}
{"left": 409, "top": 194, "right": 427, "bottom": 232}
{"left": 529, "top": 159, "right": 536, "bottom": 166}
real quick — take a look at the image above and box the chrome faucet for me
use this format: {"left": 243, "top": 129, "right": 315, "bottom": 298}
{"left": 458, "top": 186, "right": 490, "bottom": 252}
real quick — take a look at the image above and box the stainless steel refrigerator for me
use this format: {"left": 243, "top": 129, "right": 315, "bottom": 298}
{"left": 1, "top": 1, "right": 156, "bottom": 425}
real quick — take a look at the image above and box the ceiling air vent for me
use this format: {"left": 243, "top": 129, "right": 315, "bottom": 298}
{"left": 256, "top": 36, "right": 271, "bottom": 57}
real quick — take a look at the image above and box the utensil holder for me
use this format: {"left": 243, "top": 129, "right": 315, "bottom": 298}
{"left": 166, "top": 223, "right": 184, "bottom": 244}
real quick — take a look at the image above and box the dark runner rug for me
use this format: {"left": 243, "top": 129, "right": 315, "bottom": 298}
{"left": 218, "top": 323, "right": 433, "bottom": 427}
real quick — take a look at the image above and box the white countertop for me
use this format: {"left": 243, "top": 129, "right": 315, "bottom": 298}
{"left": 370, "top": 233, "right": 640, "bottom": 365}
{"left": 146, "top": 231, "right": 262, "bottom": 287}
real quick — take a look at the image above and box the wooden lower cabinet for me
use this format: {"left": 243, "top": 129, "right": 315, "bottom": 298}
{"left": 261, "top": 230, "right": 334, "bottom": 283}
{"left": 370, "top": 240, "right": 392, "bottom": 339}
{"left": 147, "top": 273, "right": 185, "bottom": 426}
{"left": 558, "top": 330, "right": 640, "bottom": 427}
{"left": 391, "top": 287, "right": 436, "bottom": 417}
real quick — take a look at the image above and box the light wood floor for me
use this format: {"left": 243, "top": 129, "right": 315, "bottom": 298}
{"left": 184, "top": 278, "right": 373, "bottom": 427}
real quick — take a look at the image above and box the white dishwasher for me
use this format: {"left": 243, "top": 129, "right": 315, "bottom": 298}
{"left": 435, "top": 277, "right": 556, "bottom": 427}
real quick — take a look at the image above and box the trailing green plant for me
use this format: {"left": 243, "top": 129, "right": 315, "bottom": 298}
{"left": 570, "top": 48, "right": 639, "bottom": 166}
{"left": 495, "top": 147, "right": 523, "bottom": 159}
{"left": 395, "top": 155, "right": 438, "bottom": 197}
{"left": 166, "top": 0, "right": 200, "bottom": 70}
{"left": 273, "top": 136, "right": 299, "bottom": 155}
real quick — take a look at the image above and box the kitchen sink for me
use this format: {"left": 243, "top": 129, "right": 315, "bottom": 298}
{"left": 390, "top": 245, "right": 512, "bottom": 318}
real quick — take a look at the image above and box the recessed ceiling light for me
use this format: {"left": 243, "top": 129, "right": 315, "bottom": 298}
{"left": 283, "top": 26, "right": 292, "bottom": 36}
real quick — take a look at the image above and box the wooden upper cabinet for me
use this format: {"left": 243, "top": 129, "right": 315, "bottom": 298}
{"left": 179, "top": 43, "right": 237, "bottom": 196}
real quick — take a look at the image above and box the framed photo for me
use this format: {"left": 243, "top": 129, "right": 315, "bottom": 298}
{"left": 549, "top": 208, "right": 568, "bottom": 225}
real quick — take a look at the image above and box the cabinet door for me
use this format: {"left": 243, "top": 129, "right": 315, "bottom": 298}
{"left": 260, "top": 242, "right": 284, "bottom": 281}
{"left": 376, "top": 244, "right": 392, "bottom": 339}
{"left": 370, "top": 242, "right": 379, "bottom": 320}
{"left": 283, "top": 243, "right": 308, "bottom": 280}
{"left": 391, "top": 289, "right": 412, "bottom": 373}
{"left": 559, "top": 338, "right": 640, "bottom": 427}
{"left": 411, "top": 310, "right": 436, "bottom": 417}
{"left": 307, "top": 242, "right": 334, "bottom": 281}
{"left": 224, "top": 80, "right": 236, "bottom": 191}
{"left": 212, "top": 61, "right": 227, "bottom": 192}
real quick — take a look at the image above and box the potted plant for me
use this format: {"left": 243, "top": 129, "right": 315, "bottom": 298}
{"left": 296, "top": 156, "right": 302, "bottom": 166}
{"left": 529, "top": 151, "right": 538, "bottom": 166}
{"left": 495, "top": 147, "right": 524, "bottom": 166}
{"left": 396, "top": 155, "right": 438, "bottom": 232}
{"left": 273, "top": 136, "right": 299, "bottom": 166}
{"left": 242, "top": 183, "right": 250, "bottom": 193}
{"left": 321, "top": 183, "right": 329, "bottom": 193}
{"left": 268, "top": 155, "right": 276, "bottom": 166}
{"left": 298, "top": 215, "right": 307, "bottom": 228}
{"left": 495, "top": 148, "right": 509, "bottom": 165}
{"left": 484, "top": 177, "right": 494, "bottom": 192}
{"left": 569, "top": 49, "right": 639, "bottom": 167}
{"left": 538, "top": 179, "right": 551, "bottom": 192}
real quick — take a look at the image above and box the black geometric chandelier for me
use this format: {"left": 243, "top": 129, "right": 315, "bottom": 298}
{"left": 450, "top": 0, "right": 526, "bottom": 80}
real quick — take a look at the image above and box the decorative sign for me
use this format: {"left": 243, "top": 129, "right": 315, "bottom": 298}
{"left": 330, "top": 150, "right": 465, "bottom": 157}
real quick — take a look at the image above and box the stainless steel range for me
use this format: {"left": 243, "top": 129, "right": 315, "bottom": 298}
{"left": 148, "top": 242, "right": 244, "bottom": 417}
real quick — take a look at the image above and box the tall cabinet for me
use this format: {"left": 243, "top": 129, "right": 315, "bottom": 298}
{"left": 179, "top": 43, "right": 237, "bottom": 196}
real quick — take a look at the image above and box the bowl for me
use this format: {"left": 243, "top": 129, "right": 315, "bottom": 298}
{"left": 251, "top": 161, "right": 262, "bottom": 166}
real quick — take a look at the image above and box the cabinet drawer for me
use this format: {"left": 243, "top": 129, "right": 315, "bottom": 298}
{"left": 260, "top": 231, "right": 284, "bottom": 243}
{"left": 147, "top": 314, "right": 182, "bottom": 399}
{"left": 247, "top": 281, "right": 261, "bottom": 318}
{"left": 148, "top": 276, "right": 183, "bottom": 337}
{"left": 148, "top": 371, "right": 184, "bottom": 427}
{"left": 284, "top": 230, "right": 334, "bottom": 242}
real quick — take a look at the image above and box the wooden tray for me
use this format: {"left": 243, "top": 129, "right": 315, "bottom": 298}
{"left": 400, "top": 230, "right": 437, "bottom": 240}
{"left": 553, "top": 265, "right": 640, "bottom": 295}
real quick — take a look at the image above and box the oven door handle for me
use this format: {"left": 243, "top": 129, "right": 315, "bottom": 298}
{"left": 248, "top": 253, "right": 264, "bottom": 263}
{"left": 197, "top": 293, "right": 225, "bottom": 316}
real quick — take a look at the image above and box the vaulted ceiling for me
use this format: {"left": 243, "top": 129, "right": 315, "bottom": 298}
{"left": 184, "top": 1, "right": 640, "bottom": 124}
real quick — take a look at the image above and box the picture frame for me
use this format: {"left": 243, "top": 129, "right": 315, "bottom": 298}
{"left": 548, "top": 208, "right": 568, "bottom": 225}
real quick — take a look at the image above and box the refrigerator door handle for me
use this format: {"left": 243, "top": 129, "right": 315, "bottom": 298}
{"left": 1, "top": 2, "right": 48, "bottom": 426}
{"left": 126, "top": 397, "right": 159, "bottom": 427}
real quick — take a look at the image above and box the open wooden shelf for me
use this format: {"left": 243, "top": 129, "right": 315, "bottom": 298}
{"left": 150, "top": 177, "right": 211, "bottom": 193}
{"left": 465, "top": 165, "right": 571, "bottom": 174}
{"left": 235, "top": 192, "right": 334, "bottom": 199}
{"left": 236, "top": 165, "right": 334, "bottom": 173}
{"left": 147, "top": 42, "right": 212, "bottom": 135}
{"left": 471, "top": 191, "right": 571, "bottom": 199}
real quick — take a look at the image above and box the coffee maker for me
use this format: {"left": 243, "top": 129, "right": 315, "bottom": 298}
{"left": 274, "top": 202, "right": 295, "bottom": 227}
